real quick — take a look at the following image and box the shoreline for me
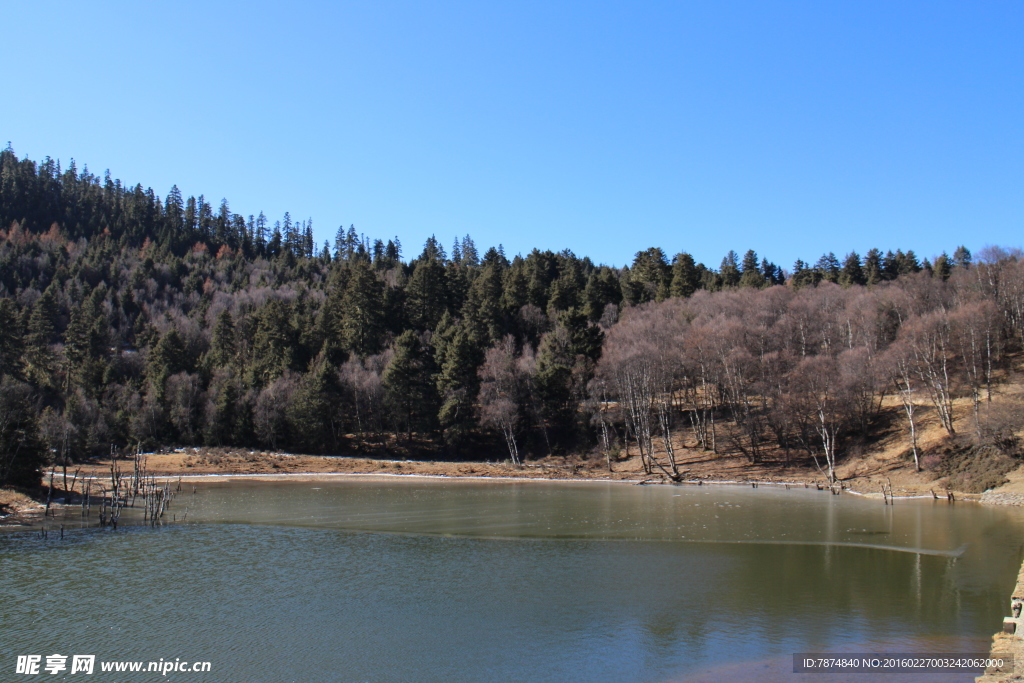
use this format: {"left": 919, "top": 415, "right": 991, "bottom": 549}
{"left": 5, "top": 442, "right": 1018, "bottom": 527}
{"left": 0, "top": 466, "right": 987, "bottom": 532}
{"left": 59, "top": 469, "right": 985, "bottom": 500}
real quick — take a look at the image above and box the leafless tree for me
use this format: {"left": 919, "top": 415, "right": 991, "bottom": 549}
{"left": 949, "top": 301, "right": 1001, "bottom": 439}
{"left": 478, "top": 336, "right": 529, "bottom": 465}
{"left": 897, "top": 311, "right": 956, "bottom": 435}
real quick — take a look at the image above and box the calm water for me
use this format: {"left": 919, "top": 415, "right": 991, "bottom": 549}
{"left": 2, "top": 477, "right": 1023, "bottom": 682}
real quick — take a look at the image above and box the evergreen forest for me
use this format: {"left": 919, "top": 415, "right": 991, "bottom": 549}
{"left": 1, "top": 147, "right": 1022, "bottom": 489}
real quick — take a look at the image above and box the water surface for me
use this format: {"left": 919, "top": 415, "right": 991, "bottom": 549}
{"left": 2, "top": 478, "right": 1022, "bottom": 682}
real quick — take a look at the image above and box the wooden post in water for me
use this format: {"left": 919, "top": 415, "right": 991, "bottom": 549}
{"left": 68, "top": 468, "right": 80, "bottom": 504}
{"left": 44, "top": 471, "right": 55, "bottom": 517}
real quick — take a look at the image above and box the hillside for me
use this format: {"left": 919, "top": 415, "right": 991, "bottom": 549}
{"left": 1, "top": 148, "right": 1023, "bottom": 501}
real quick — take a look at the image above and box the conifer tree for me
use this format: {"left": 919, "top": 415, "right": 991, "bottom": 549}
{"left": 406, "top": 258, "right": 449, "bottom": 331}
{"left": 719, "top": 250, "right": 741, "bottom": 287}
{"left": 0, "top": 299, "right": 24, "bottom": 378}
{"left": 548, "top": 257, "right": 584, "bottom": 311}
{"left": 739, "top": 249, "right": 765, "bottom": 288}
{"left": 460, "top": 235, "right": 479, "bottom": 267}
{"left": 383, "top": 331, "right": 439, "bottom": 441}
{"left": 584, "top": 267, "right": 623, "bottom": 321}
{"left": 863, "top": 248, "right": 883, "bottom": 284}
{"left": 63, "top": 302, "right": 106, "bottom": 395}
{"left": 204, "top": 369, "right": 241, "bottom": 446}
{"left": 462, "top": 261, "right": 505, "bottom": 344}
{"left": 147, "top": 328, "right": 190, "bottom": 398}
{"left": 0, "top": 377, "right": 46, "bottom": 488}
{"left": 288, "top": 353, "right": 340, "bottom": 452}
{"left": 669, "top": 253, "right": 700, "bottom": 298}
{"left": 502, "top": 264, "right": 529, "bottom": 315}
{"left": 341, "top": 261, "right": 385, "bottom": 357}
{"left": 839, "top": 252, "right": 865, "bottom": 287}
{"left": 245, "top": 300, "right": 295, "bottom": 388}
{"left": 815, "top": 252, "right": 841, "bottom": 283}
{"left": 435, "top": 323, "right": 481, "bottom": 449}
{"left": 208, "top": 310, "right": 237, "bottom": 368}
{"left": 24, "top": 286, "right": 60, "bottom": 387}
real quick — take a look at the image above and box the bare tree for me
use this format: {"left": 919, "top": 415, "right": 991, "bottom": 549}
{"left": 789, "top": 354, "right": 853, "bottom": 484}
{"left": 596, "top": 302, "right": 687, "bottom": 479}
{"left": 897, "top": 311, "right": 956, "bottom": 435}
{"left": 478, "top": 336, "right": 528, "bottom": 465}
{"left": 254, "top": 371, "right": 299, "bottom": 449}
{"left": 339, "top": 350, "right": 391, "bottom": 439}
{"left": 949, "top": 301, "right": 1001, "bottom": 439}
{"left": 882, "top": 339, "right": 922, "bottom": 471}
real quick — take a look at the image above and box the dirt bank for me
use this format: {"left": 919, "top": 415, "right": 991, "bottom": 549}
{"left": 32, "top": 443, "right": 1003, "bottom": 499}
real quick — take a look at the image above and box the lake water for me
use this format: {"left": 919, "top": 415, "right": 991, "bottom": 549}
{"left": 2, "top": 477, "right": 1023, "bottom": 682}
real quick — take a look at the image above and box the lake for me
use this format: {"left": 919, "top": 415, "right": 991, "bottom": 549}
{"left": 2, "top": 477, "right": 1022, "bottom": 682}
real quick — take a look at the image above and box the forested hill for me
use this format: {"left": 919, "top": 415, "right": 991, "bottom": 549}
{"left": 0, "top": 147, "right": 1020, "bottom": 489}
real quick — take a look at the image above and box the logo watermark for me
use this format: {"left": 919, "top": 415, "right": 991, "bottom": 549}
{"left": 15, "top": 655, "right": 211, "bottom": 676}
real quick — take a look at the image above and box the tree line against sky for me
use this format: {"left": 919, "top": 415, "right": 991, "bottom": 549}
{"left": 0, "top": 147, "right": 1020, "bottom": 488}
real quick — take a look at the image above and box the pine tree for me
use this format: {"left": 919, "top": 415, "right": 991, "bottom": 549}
{"left": 839, "top": 252, "right": 865, "bottom": 287}
{"left": 334, "top": 224, "right": 347, "bottom": 259}
{"left": 761, "top": 258, "right": 784, "bottom": 285}
{"left": 626, "top": 247, "right": 671, "bottom": 303}
{"left": 460, "top": 235, "right": 479, "bottom": 267}
{"left": 24, "top": 285, "right": 60, "bottom": 387}
{"left": 739, "top": 249, "right": 765, "bottom": 288}
{"left": 548, "top": 257, "right": 584, "bottom": 312}
{"left": 584, "top": 267, "right": 622, "bottom": 321}
{"left": 814, "top": 253, "right": 840, "bottom": 283}
{"left": 383, "top": 331, "right": 439, "bottom": 441}
{"left": 0, "top": 298, "right": 24, "bottom": 378}
{"left": 304, "top": 222, "right": 314, "bottom": 258}
{"left": 0, "top": 377, "right": 46, "bottom": 488}
{"left": 341, "top": 261, "right": 385, "bottom": 357}
{"left": 435, "top": 323, "right": 481, "bottom": 449}
{"left": 462, "top": 261, "right": 505, "bottom": 344}
{"left": 287, "top": 353, "right": 340, "bottom": 453}
{"left": 245, "top": 300, "right": 295, "bottom": 387}
{"left": 952, "top": 245, "right": 972, "bottom": 269}
{"left": 502, "top": 264, "right": 530, "bottom": 315}
{"left": 147, "top": 328, "right": 190, "bottom": 397}
{"left": 419, "top": 235, "right": 447, "bottom": 262}
{"left": 900, "top": 250, "right": 922, "bottom": 275}
{"left": 789, "top": 259, "right": 820, "bottom": 288}
{"left": 719, "top": 250, "right": 740, "bottom": 287}
{"left": 255, "top": 211, "right": 268, "bottom": 251}
{"left": 208, "top": 309, "right": 237, "bottom": 368}
{"left": 533, "top": 327, "right": 576, "bottom": 448}
{"left": 880, "top": 250, "right": 899, "bottom": 280}
{"left": 63, "top": 302, "right": 106, "bottom": 395}
{"left": 204, "top": 369, "right": 241, "bottom": 446}
{"left": 669, "top": 253, "right": 700, "bottom": 298}
{"left": 405, "top": 258, "right": 449, "bottom": 331}
{"left": 863, "top": 249, "right": 883, "bottom": 284}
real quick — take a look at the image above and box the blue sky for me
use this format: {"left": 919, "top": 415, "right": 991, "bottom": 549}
{"left": 4, "top": 1, "right": 1021, "bottom": 268}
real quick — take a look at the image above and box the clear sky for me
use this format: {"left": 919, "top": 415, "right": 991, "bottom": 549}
{"left": 4, "top": 1, "right": 1021, "bottom": 269}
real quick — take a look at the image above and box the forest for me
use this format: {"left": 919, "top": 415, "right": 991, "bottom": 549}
{"left": 1, "top": 146, "right": 1022, "bottom": 489}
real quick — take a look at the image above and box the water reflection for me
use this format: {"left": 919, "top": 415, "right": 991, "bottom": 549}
{"left": 1, "top": 479, "right": 1022, "bottom": 683}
